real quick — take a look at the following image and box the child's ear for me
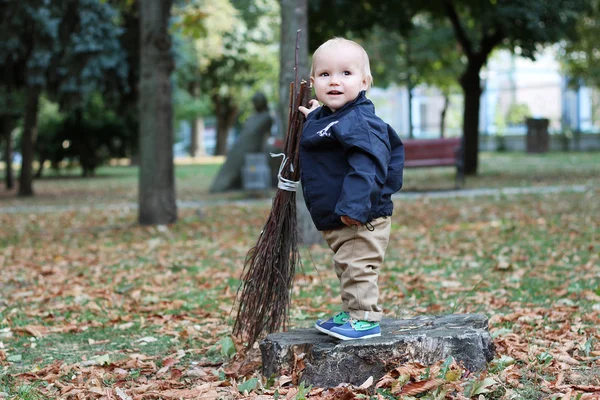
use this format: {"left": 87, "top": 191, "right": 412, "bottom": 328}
{"left": 362, "top": 75, "right": 372, "bottom": 90}
{"left": 310, "top": 76, "right": 315, "bottom": 87}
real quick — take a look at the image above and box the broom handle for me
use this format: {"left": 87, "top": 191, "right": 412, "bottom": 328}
{"left": 289, "top": 84, "right": 310, "bottom": 181}
{"left": 291, "top": 84, "right": 311, "bottom": 179}
{"left": 285, "top": 81, "right": 294, "bottom": 154}
{"left": 281, "top": 30, "right": 310, "bottom": 182}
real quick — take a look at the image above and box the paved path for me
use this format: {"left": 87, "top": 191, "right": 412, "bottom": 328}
{"left": 0, "top": 184, "right": 591, "bottom": 215}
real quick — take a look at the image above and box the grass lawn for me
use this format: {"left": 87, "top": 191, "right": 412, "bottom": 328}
{"left": 0, "top": 151, "right": 599, "bottom": 399}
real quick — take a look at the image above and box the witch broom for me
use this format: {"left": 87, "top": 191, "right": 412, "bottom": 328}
{"left": 233, "top": 36, "right": 311, "bottom": 347}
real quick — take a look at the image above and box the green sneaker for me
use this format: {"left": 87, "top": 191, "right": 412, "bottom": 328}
{"left": 315, "top": 311, "right": 349, "bottom": 335}
{"left": 329, "top": 319, "right": 381, "bottom": 340}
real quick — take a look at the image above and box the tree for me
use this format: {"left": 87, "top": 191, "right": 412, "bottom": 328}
{"left": 278, "top": 0, "right": 308, "bottom": 134}
{"left": 437, "top": 0, "right": 588, "bottom": 174}
{"left": 175, "top": 0, "right": 279, "bottom": 155}
{"left": 0, "top": 89, "right": 22, "bottom": 189}
{"left": 0, "top": 0, "right": 55, "bottom": 196}
{"left": 0, "top": 0, "right": 127, "bottom": 195}
{"left": 108, "top": 0, "right": 142, "bottom": 163}
{"left": 558, "top": 0, "right": 600, "bottom": 91}
{"left": 365, "top": 20, "right": 462, "bottom": 138}
{"left": 138, "top": 0, "right": 177, "bottom": 225}
{"left": 172, "top": 34, "right": 212, "bottom": 157}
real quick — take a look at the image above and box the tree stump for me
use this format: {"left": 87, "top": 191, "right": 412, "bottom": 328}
{"left": 260, "top": 314, "right": 495, "bottom": 388}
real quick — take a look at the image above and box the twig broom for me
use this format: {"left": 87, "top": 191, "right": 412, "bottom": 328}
{"left": 233, "top": 33, "right": 311, "bottom": 347}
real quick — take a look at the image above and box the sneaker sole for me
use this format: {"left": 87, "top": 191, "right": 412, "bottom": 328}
{"left": 327, "top": 330, "right": 381, "bottom": 341}
{"left": 315, "top": 323, "right": 342, "bottom": 337}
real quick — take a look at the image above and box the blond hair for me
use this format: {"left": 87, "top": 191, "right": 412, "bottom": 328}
{"left": 310, "top": 38, "right": 373, "bottom": 89}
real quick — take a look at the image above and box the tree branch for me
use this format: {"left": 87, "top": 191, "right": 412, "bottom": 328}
{"left": 480, "top": 29, "right": 504, "bottom": 60}
{"left": 443, "top": 0, "right": 473, "bottom": 59}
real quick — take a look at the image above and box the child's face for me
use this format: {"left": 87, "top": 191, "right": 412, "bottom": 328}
{"left": 311, "top": 46, "right": 369, "bottom": 112}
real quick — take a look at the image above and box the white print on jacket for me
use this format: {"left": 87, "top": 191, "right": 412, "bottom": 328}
{"left": 316, "top": 121, "right": 339, "bottom": 137}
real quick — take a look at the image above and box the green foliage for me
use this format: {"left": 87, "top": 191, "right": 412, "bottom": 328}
{"left": 308, "top": 0, "right": 415, "bottom": 52}
{"left": 35, "top": 94, "right": 132, "bottom": 176}
{"left": 173, "top": 0, "right": 280, "bottom": 120}
{"left": 0, "top": 0, "right": 127, "bottom": 98}
{"left": 218, "top": 336, "right": 237, "bottom": 358}
{"left": 1, "top": 0, "right": 131, "bottom": 186}
{"left": 36, "top": 96, "right": 67, "bottom": 170}
{"left": 294, "top": 381, "right": 312, "bottom": 400}
{"left": 364, "top": 18, "right": 462, "bottom": 93}
{"left": 172, "top": 34, "right": 213, "bottom": 125}
{"left": 423, "top": 0, "right": 590, "bottom": 60}
{"left": 505, "top": 103, "right": 531, "bottom": 126}
{"left": 464, "top": 375, "right": 496, "bottom": 397}
{"left": 558, "top": 0, "right": 600, "bottom": 89}
{"left": 237, "top": 377, "right": 259, "bottom": 393}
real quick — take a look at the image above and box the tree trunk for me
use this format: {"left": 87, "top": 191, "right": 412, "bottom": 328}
{"left": 460, "top": 65, "right": 483, "bottom": 176}
{"left": 35, "top": 156, "right": 45, "bottom": 179}
{"left": 2, "top": 116, "right": 15, "bottom": 189}
{"left": 408, "top": 79, "right": 414, "bottom": 138}
{"left": 406, "top": 38, "right": 414, "bottom": 139}
{"left": 440, "top": 92, "right": 450, "bottom": 138}
{"left": 138, "top": 0, "right": 177, "bottom": 225}
{"left": 279, "top": 0, "right": 321, "bottom": 245}
{"left": 213, "top": 95, "right": 237, "bottom": 156}
{"left": 187, "top": 82, "right": 204, "bottom": 157}
{"left": 189, "top": 118, "right": 205, "bottom": 157}
{"left": 18, "top": 86, "right": 41, "bottom": 197}
{"left": 278, "top": 0, "right": 309, "bottom": 136}
{"left": 443, "top": 0, "right": 503, "bottom": 177}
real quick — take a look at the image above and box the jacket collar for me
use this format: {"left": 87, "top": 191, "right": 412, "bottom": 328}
{"left": 320, "top": 90, "right": 370, "bottom": 117}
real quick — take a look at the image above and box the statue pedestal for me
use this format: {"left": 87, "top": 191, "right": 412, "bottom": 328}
{"left": 260, "top": 314, "right": 495, "bottom": 388}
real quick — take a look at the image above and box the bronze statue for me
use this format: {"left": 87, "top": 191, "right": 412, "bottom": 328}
{"left": 210, "top": 92, "right": 273, "bottom": 192}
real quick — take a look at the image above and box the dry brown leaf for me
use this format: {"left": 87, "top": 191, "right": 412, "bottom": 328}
{"left": 323, "top": 386, "right": 357, "bottom": 400}
{"left": 285, "top": 387, "right": 298, "bottom": 399}
{"left": 115, "top": 387, "right": 133, "bottom": 400}
{"left": 15, "top": 325, "right": 49, "bottom": 338}
{"left": 396, "top": 378, "right": 446, "bottom": 396}
{"left": 391, "top": 365, "right": 420, "bottom": 378}
{"left": 555, "top": 354, "right": 580, "bottom": 365}
{"left": 359, "top": 375, "right": 373, "bottom": 389}
{"left": 149, "top": 387, "right": 219, "bottom": 399}
{"left": 557, "top": 384, "right": 600, "bottom": 392}
{"left": 278, "top": 375, "right": 293, "bottom": 387}
{"left": 375, "top": 375, "right": 397, "bottom": 389}
{"left": 88, "top": 386, "right": 106, "bottom": 395}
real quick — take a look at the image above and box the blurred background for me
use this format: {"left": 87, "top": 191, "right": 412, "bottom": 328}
{"left": 0, "top": 0, "right": 598, "bottom": 217}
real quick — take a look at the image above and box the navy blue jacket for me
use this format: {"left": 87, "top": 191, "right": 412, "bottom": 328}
{"left": 299, "top": 91, "right": 405, "bottom": 231}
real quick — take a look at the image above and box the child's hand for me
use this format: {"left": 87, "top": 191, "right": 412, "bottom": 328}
{"left": 341, "top": 215, "right": 361, "bottom": 227}
{"left": 299, "top": 99, "right": 320, "bottom": 117}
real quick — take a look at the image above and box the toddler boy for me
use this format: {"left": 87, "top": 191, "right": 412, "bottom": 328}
{"left": 298, "top": 38, "right": 405, "bottom": 340}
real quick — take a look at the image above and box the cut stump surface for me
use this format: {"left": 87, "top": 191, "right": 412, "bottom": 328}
{"left": 260, "top": 313, "right": 495, "bottom": 387}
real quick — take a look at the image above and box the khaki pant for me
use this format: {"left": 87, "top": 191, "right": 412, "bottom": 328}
{"left": 321, "top": 216, "right": 391, "bottom": 322}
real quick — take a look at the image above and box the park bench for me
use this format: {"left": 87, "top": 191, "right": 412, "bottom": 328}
{"left": 403, "top": 137, "right": 465, "bottom": 189}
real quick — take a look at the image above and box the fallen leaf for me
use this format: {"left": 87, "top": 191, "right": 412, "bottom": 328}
{"left": 136, "top": 336, "right": 158, "bottom": 344}
{"left": 397, "top": 378, "right": 445, "bottom": 396}
{"left": 115, "top": 387, "right": 133, "bottom": 400}
{"left": 359, "top": 376, "right": 373, "bottom": 389}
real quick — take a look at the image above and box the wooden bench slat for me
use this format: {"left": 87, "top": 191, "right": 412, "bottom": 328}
{"left": 401, "top": 137, "right": 464, "bottom": 189}
{"left": 404, "top": 158, "right": 457, "bottom": 167}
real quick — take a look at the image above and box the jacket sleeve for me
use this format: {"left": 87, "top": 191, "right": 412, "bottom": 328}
{"left": 334, "top": 147, "right": 377, "bottom": 223}
{"left": 381, "top": 126, "right": 404, "bottom": 199}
